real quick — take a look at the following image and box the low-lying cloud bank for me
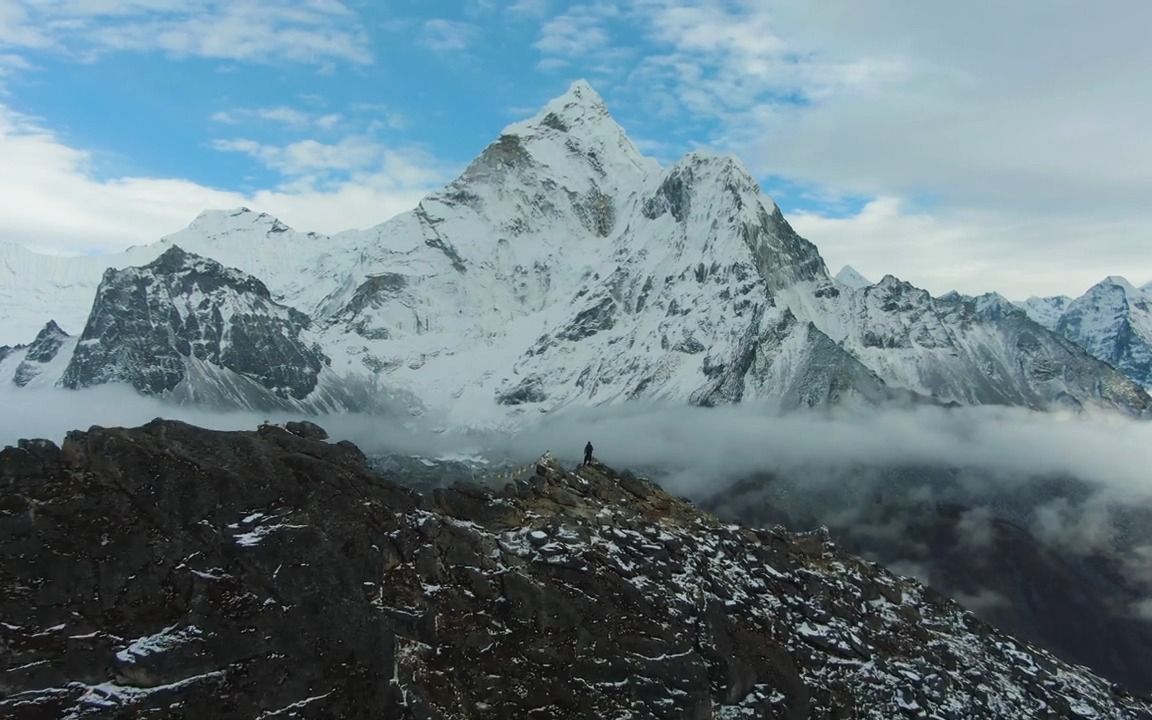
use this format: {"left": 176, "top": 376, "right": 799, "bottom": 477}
{"left": 501, "top": 402, "right": 1152, "bottom": 500}
{"left": 3, "top": 386, "right": 1151, "bottom": 503}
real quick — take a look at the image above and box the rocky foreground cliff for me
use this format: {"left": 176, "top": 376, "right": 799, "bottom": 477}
{"left": 2, "top": 421, "right": 1150, "bottom": 719}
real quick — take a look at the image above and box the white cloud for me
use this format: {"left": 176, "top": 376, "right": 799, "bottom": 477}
{"left": 634, "top": 1, "right": 907, "bottom": 115}
{"left": 419, "top": 19, "right": 480, "bottom": 53}
{"left": 506, "top": 0, "right": 550, "bottom": 17}
{"left": 0, "top": 0, "right": 51, "bottom": 49}
{"left": 0, "top": 104, "right": 447, "bottom": 254}
{"left": 533, "top": 3, "right": 618, "bottom": 57}
{"left": 519, "top": 0, "right": 1152, "bottom": 298}
{"left": 210, "top": 136, "right": 392, "bottom": 176}
{"left": 0, "top": 0, "right": 372, "bottom": 66}
{"left": 0, "top": 52, "right": 31, "bottom": 88}
{"left": 210, "top": 106, "right": 323, "bottom": 128}
{"left": 789, "top": 197, "right": 1152, "bottom": 298}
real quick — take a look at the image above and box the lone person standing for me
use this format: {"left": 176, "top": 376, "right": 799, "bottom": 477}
{"left": 583, "top": 441, "right": 594, "bottom": 466}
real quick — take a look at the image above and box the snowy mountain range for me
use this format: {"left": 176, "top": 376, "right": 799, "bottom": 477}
{"left": 2, "top": 81, "right": 1150, "bottom": 423}
{"left": 1020, "top": 276, "right": 1152, "bottom": 390}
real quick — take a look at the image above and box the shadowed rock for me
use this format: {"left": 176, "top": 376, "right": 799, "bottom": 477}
{"left": 2, "top": 421, "right": 1150, "bottom": 719}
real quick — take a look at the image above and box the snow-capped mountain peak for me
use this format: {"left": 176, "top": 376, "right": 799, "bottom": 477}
{"left": 499, "top": 79, "right": 659, "bottom": 184}
{"left": 1017, "top": 295, "right": 1073, "bottom": 331}
{"left": 8, "top": 319, "right": 75, "bottom": 388}
{"left": 835, "top": 265, "right": 873, "bottom": 289}
{"left": 1051, "top": 275, "right": 1152, "bottom": 389}
{"left": 506, "top": 78, "right": 610, "bottom": 134}
{"left": 3, "top": 80, "right": 1150, "bottom": 418}
{"left": 58, "top": 245, "right": 362, "bottom": 411}
{"left": 182, "top": 207, "right": 294, "bottom": 236}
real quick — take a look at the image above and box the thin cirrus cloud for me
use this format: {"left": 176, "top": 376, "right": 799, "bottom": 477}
{"left": 208, "top": 136, "right": 387, "bottom": 176}
{"left": 210, "top": 107, "right": 343, "bottom": 131}
{"left": 419, "top": 19, "right": 481, "bottom": 53}
{"left": 0, "top": 0, "right": 372, "bottom": 65}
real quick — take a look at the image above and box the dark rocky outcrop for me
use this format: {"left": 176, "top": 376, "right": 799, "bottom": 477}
{"left": 705, "top": 467, "right": 1152, "bottom": 696}
{"left": 2, "top": 421, "right": 1150, "bottom": 719}
{"left": 12, "top": 320, "right": 69, "bottom": 387}
{"left": 60, "top": 246, "right": 329, "bottom": 406}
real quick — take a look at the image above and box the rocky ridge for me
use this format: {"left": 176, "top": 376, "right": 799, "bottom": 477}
{"left": 59, "top": 246, "right": 359, "bottom": 412}
{"left": 702, "top": 465, "right": 1152, "bottom": 695}
{"left": 2, "top": 420, "right": 1151, "bottom": 719}
{"left": 779, "top": 278, "right": 1150, "bottom": 413}
{"left": 1020, "top": 277, "right": 1152, "bottom": 389}
{"left": 11, "top": 321, "right": 72, "bottom": 388}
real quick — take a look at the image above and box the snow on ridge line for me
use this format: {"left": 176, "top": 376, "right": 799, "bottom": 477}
{"left": 115, "top": 625, "right": 204, "bottom": 664}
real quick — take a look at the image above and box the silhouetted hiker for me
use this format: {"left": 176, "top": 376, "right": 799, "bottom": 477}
{"left": 583, "top": 441, "right": 594, "bottom": 466}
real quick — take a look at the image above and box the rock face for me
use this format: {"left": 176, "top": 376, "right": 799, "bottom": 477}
{"left": 780, "top": 279, "right": 1151, "bottom": 414}
{"left": 703, "top": 467, "right": 1152, "bottom": 695}
{"left": 1019, "top": 277, "right": 1152, "bottom": 390}
{"left": 1055, "top": 277, "right": 1152, "bottom": 390}
{"left": 59, "top": 246, "right": 350, "bottom": 411}
{"left": 3, "top": 420, "right": 1151, "bottom": 719}
{"left": 11, "top": 320, "right": 72, "bottom": 388}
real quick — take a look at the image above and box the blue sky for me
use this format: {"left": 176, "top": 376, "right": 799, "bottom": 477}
{"left": 0, "top": 0, "right": 1150, "bottom": 297}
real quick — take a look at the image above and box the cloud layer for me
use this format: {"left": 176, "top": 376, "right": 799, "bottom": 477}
{"left": 0, "top": 104, "right": 447, "bottom": 253}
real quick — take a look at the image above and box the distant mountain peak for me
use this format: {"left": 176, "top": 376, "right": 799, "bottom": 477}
{"left": 37, "top": 319, "right": 67, "bottom": 338}
{"left": 1099, "top": 275, "right": 1138, "bottom": 292}
{"left": 12, "top": 318, "right": 72, "bottom": 387}
{"left": 1016, "top": 295, "right": 1072, "bottom": 331}
{"left": 835, "top": 265, "right": 873, "bottom": 289}
{"left": 184, "top": 207, "right": 293, "bottom": 235}
{"left": 875, "top": 274, "right": 907, "bottom": 290}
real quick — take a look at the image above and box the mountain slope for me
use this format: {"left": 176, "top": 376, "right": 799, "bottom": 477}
{"left": 1056, "top": 277, "right": 1152, "bottom": 389}
{"left": 834, "top": 264, "right": 873, "bottom": 289}
{"left": 59, "top": 246, "right": 358, "bottom": 412}
{"left": 2, "top": 80, "right": 1150, "bottom": 419}
{"left": 780, "top": 278, "right": 1151, "bottom": 414}
{"left": 8, "top": 320, "right": 74, "bottom": 389}
{"left": 3, "top": 419, "right": 1150, "bottom": 718}
{"left": 1018, "top": 295, "right": 1073, "bottom": 331}
{"left": 0, "top": 210, "right": 335, "bottom": 346}
{"left": 703, "top": 464, "right": 1152, "bottom": 694}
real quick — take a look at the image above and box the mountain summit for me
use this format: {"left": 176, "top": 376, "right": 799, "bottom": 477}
{"left": 2, "top": 82, "right": 1150, "bottom": 418}
{"left": 835, "top": 265, "right": 873, "bottom": 289}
